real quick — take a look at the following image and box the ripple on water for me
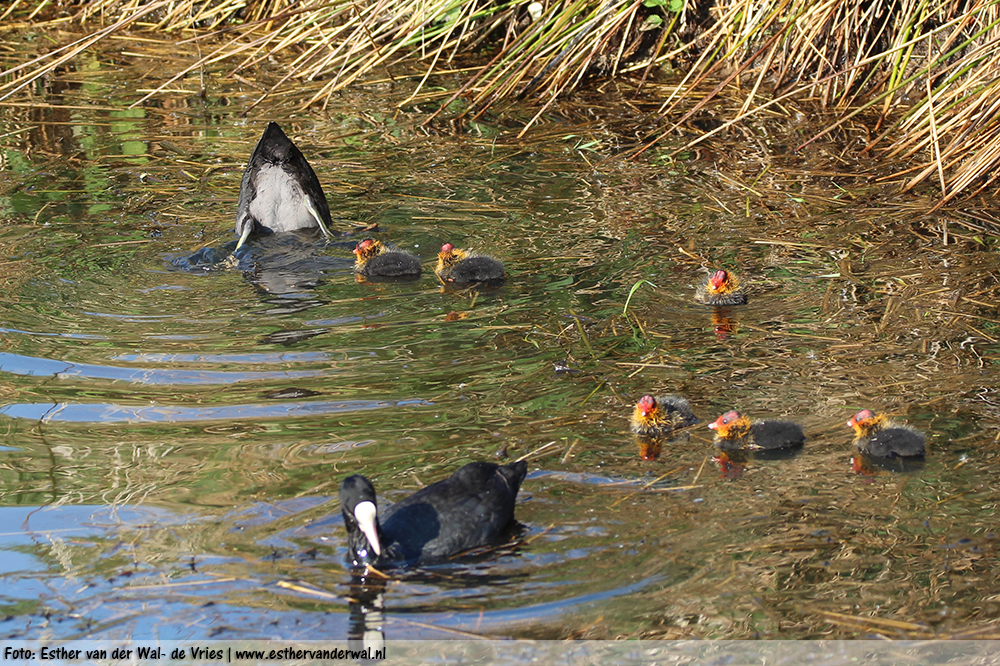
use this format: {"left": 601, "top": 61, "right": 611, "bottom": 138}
{"left": 0, "top": 398, "right": 432, "bottom": 423}
{"left": 112, "top": 352, "right": 336, "bottom": 363}
{"left": 3, "top": 84, "right": 1000, "bottom": 644}
{"left": 0, "top": 326, "right": 107, "bottom": 340}
{"left": 0, "top": 351, "right": 332, "bottom": 384}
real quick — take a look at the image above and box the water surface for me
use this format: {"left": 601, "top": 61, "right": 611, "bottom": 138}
{"left": 0, "top": 34, "right": 999, "bottom": 642}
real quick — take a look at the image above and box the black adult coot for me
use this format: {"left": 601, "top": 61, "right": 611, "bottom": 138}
{"left": 847, "top": 408, "right": 926, "bottom": 458}
{"left": 353, "top": 239, "right": 422, "bottom": 278}
{"left": 694, "top": 269, "right": 748, "bottom": 306}
{"left": 234, "top": 122, "right": 333, "bottom": 251}
{"left": 708, "top": 410, "right": 805, "bottom": 451}
{"left": 629, "top": 394, "right": 698, "bottom": 438}
{"left": 435, "top": 243, "right": 505, "bottom": 284}
{"left": 339, "top": 461, "right": 528, "bottom": 568}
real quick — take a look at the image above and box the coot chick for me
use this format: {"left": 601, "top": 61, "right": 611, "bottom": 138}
{"left": 630, "top": 394, "right": 698, "bottom": 438}
{"left": 708, "top": 410, "right": 805, "bottom": 451}
{"left": 235, "top": 122, "right": 333, "bottom": 251}
{"left": 847, "top": 408, "right": 926, "bottom": 458}
{"left": 339, "top": 461, "right": 528, "bottom": 568}
{"left": 353, "top": 239, "right": 422, "bottom": 278}
{"left": 695, "top": 270, "right": 747, "bottom": 306}
{"left": 436, "top": 243, "right": 505, "bottom": 284}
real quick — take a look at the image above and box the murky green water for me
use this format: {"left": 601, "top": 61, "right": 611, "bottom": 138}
{"left": 1, "top": 34, "right": 1000, "bottom": 642}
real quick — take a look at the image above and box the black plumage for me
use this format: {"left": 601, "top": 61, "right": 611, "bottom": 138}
{"left": 630, "top": 394, "right": 699, "bottom": 438}
{"left": 709, "top": 410, "right": 806, "bottom": 451}
{"left": 745, "top": 420, "right": 806, "bottom": 450}
{"left": 353, "top": 239, "right": 422, "bottom": 279}
{"left": 858, "top": 429, "right": 926, "bottom": 458}
{"left": 339, "top": 461, "right": 528, "bottom": 568}
{"left": 848, "top": 409, "right": 926, "bottom": 458}
{"left": 435, "top": 244, "right": 505, "bottom": 284}
{"left": 234, "top": 122, "right": 332, "bottom": 250}
{"left": 445, "top": 257, "right": 504, "bottom": 283}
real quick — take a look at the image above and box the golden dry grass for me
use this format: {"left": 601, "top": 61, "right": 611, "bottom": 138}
{"left": 6, "top": 1, "right": 1000, "bottom": 204}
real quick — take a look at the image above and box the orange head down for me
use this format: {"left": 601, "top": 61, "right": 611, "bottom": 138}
{"left": 708, "top": 410, "right": 752, "bottom": 438}
{"left": 847, "top": 408, "right": 885, "bottom": 438}
{"left": 630, "top": 394, "right": 697, "bottom": 437}
{"left": 436, "top": 243, "right": 469, "bottom": 273}
{"left": 707, "top": 270, "right": 738, "bottom": 295}
{"left": 695, "top": 269, "right": 747, "bottom": 306}
{"left": 630, "top": 395, "right": 664, "bottom": 434}
{"left": 636, "top": 395, "right": 657, "bottom": 418}
{"left": 354, "top": 239, "right": 385, "bottom": 266}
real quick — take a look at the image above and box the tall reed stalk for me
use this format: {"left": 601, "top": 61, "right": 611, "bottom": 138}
{"left": 6, "top": 0, "right": 1000, "bottom": 203}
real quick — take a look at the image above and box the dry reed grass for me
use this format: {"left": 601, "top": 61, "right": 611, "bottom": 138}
{"left": 6, "top": 1, "right": 1000, "bottom": 204}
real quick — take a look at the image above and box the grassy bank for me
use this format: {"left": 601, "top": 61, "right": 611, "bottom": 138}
{"left": 5, "top": 0, "right": 1000, "bottom": 206}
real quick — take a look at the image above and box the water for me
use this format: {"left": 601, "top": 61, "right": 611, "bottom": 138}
{"left": 1, "top": 35, "right": 1000, "bottom": 643}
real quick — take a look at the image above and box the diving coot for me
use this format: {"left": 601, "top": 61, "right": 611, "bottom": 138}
{"left": 353, "top": 239, "right": 422, "bottom": 279}
{"left": 234, "top": 122, "right": 333, "bottom": 251}
{"left": 435, "top": 243, "right": 505, "bottom": 284}
{"left": 695, "top": 269, "right": 748, "bottom": 306}
{"left": 630, "top": 394, "right": 698, "bottom": 438}
{"left": 847, "top": 408, "right": 926, "bottom": 458}
{"left": 708, "top": 410, "right": 805, "bottom": 451}
{"left": 339, "top": 461, "right": 528, "bottom": 568}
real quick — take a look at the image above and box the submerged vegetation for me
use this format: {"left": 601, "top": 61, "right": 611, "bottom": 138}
{"left": 6, "top": 1, "right": 1000, "bottom": 204}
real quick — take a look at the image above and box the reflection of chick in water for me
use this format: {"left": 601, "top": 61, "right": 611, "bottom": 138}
{"left": 711, "top": 308, "right": 739, "bottom": 340}
{"left": 435, "top": 243, "right": 505, "bottom": 284}
{"left": 850, "top": 451, "right": 926, "bottom": 476}
{"left": 695, "top": 269, "right": 747, "bottom": 306}
{"left": 847, "top": 408, "right": 926, "bottom": 458}
{"left": 635, "top": 435, "right": 662, "bottom": 461}
{"left": 712, "top": 444, "right": 807, "bottom": 479}
{"left": 712, "top": 449, "right": 751, "bottom": 480}
{"left": 353, "top": 239, "right": 422, "bottom": 279}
